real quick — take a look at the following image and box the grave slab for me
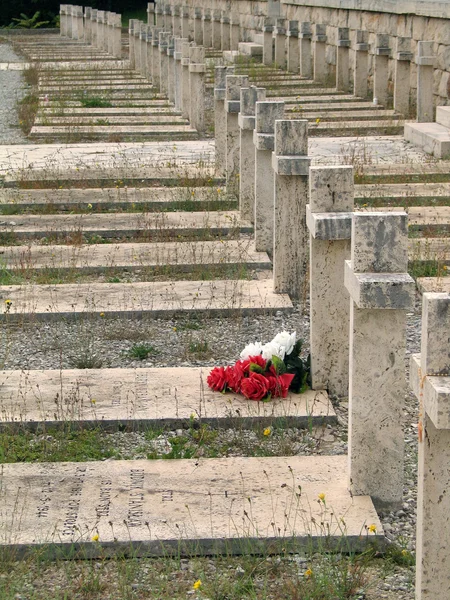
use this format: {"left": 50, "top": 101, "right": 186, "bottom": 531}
{"left": 0, "top": 279, "right": 293, "bottom": 320}
{"left": 0, "top": 456, "right": 383, "bottom": 558}
{"left": 0, "top": 367, "right": 334, "bottom": 429}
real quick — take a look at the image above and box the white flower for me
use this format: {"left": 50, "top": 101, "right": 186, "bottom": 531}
{"left": 271, "top": 331, "right": 296, "bottom": 357}
{"left": 261, "top": 341, "right": 284, "bottom": 360}
{"left": 240, "top": 342, "right": 263, "bottom": 360}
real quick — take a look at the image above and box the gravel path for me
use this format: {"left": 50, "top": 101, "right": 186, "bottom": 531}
{"left": 0, "top": 40, "right": 29, "bottom": 145}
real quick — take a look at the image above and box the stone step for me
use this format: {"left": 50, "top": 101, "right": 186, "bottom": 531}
{"left": 409, "top": 238, "right": 450, "bottom": 262}
{"left": 0, "top": 211, "right": 249, "bottom": 240}
{"left": 360, "top": 161, "right": 450, "bottom": 180}
{"left": 42, "top": 99, "right": 173, "bottom": 107}
{"left": 0, "top": 239, "right": 270, "bottom": 273}
{"left": 436, "top": 105, "right": 450, "bottom": 128}
{"left": 310, "top": 119, "right": 404, "bottom": 135}
{"left": 0, "top": 279, "right": 292, "bottom": 320}
{"left": 404, "top": 122, "right": 450, "bottom": 159}
{"left": 39, "top": 83, "right": 157, "bottom": 91}
{"left": 35, "top": 115, "right": 189, "bottom": 125}
{"left": 0, "top": 187, "right": 230, "bottom": 211}
{"left": 0, "top": 455, "right": 382, "bottom": 558}
{"left": 29, "top": 125, "right": 199, "bottom": 140}
{"left": 294, "top": 109, "right": 398, "bottom": 121}
{"left": 39, "top": 107, "right": 178, "bottom": 116}
{"left": 358, "top": 205, "right": 450, "bottom": 227}
{"left": 0, "top": 367, "right": 333, "bottom": 429}
{"left": 355, "top": 182, "right": 450, "bottom": 200}
{"left": 416, "top": 277, "right": 450, "bottom": 293}
{"left": 288, "top": 101, "right": 385, "bottom": 111}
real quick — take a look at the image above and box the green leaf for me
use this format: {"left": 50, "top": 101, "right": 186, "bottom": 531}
{"left": 271, "top": 355, "right": 286, "bottom": 375}
{"left": 249, "top": 363, "right": 264, "bottom": 374}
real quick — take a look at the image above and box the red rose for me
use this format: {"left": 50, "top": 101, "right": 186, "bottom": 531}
{"left": 240, "top": 372, "right": 271, "bottom": 401}
{"left": 241, "top": 355, "right": 267, "bottom": 374}
{"left": 226, "top": 361, "right": 245, "bottom": 393}
{"left": 267, "top": 373, "right": 295, "bottom": 398}
{"left": 207, "top": 366, "right": 228, "bottom": 392}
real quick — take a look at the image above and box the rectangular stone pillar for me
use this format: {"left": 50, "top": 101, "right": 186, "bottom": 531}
{"left": 181, "top": 6, "right": 190, "bottom": 40}
{"left": 167, "top": 37, "right": 176, "bottom": 103}
{"left": 148, "top": 3, "right": 155, "bottom": 26}
{"left": 212, "top": 10, "right": 222, "bottom": 50}
{"left": 226, "top": 75, "right": 249, "bottom": 197}
{"left": 299, "top": 22, "right": 312, "bottom": 79}
{"left": 373, "top": 34, "right": 391, "bottom": 107}
{"left": 181, "top": 41, "right": 192, "bottom": 119}
{"left": 128, "top": 19, "right": 136, "bottom": 67}
{"left": 71, "top": 6, "right": 79, "bottom": 40}
{"left": 345, "top": 212, "right": 415, "bottom": 509}
{"left": 146, "top": 27, "right": 153, "bottom": 81}
{"left": 202, "top": 9, "right": 212, "bottom": 48}
{"left": 91, "top": 9, "right": 98, "bottom": 47}
{"left": 60, "top": 5, "right": 68, "bottom": 37}
{"left": 134, "top": 22, "right": 142, "bottom": 74}
{"left": 336, "top": 28, "right": 350, "bottom": 92}
{"left": 353, "top": 30, "right": 370, "bottom": 99}
{"left": 394, "top": 37, "right": 413, "bottom": 116}
{"left": 410, "top": 293, "right": 450, "bottom": 600}
{"left": 172, "top": 6, "right": 181, "bottom": 38}
{"left": 155, "top": 3, "right": 163, "bottom": 28}
{"left": 286, "top": 21, "right": 299, "bottom": 74}
{"left": 272, "top": 120, "right": 310, "bottom": 299}
{"left": 416, "top": 41, "right": 435, "bottom": 122}
{"left": 214, "top": 66, "right": 235, "bottom": 176}
{"left": 164, "top": 5, "right": 173, "bottom": 34}
{"left": 112, "top": 13, "right": 122, "bottom": 59}
{"left": 238, "top": 86, "right": 266, "bottom": 223}
{"left": 97, "top": 11, "right": 105, "bottom": 50}
{"left": 313, "top": 24, "right": 327, "bottom": 84}
{"left": 174, "top": 37, "right": 188, "bottom": 111}
{"left": 140, "top": 25, "right": 148, "bottom": 77}
{"left": 274, "top": 18, "right": 287, "bottom": 69}
{"left": 84, "top": 7, "right": 92, "bottom": 44}
{"left": 151, "top": 27, "right": 162, "bottom": 89}
{"left": 262, "top": 19, "right": 274, "bottom": 66}
{"left": 159, "top": 31, "right": 170, "bottom": 95}
{"left": 230, "top": 14, "right": 240, "bottom": 52}
{"left": 221, "top": 12, "right": 231, "bottom": 52}
{"left": 306, "top": 166, "right": 353, "bottom": 396}
{"left": 193, "top": 7, "right": 203, "bottom": 45}
{"left": 189, "top": 46, "right": 206, "bottom": 133}
{"left": 253, "top": 100, "right": 285, "bottom": 252}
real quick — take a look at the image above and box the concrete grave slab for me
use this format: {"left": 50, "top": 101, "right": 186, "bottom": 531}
{"left": 0, "top": 456, "right": 383, "bottom": 558}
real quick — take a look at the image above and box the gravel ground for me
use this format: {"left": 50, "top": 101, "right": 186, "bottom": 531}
{"left": 0, "top": 40, "right": 30, "bottom": 144}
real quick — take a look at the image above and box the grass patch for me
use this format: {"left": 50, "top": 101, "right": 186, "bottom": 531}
{"left": 80, "top": 96, "right": 113, "bottom": 108}
{"left": 17, "top": 93, "right": 39, "bottom": 135}
{"left": 128, "top": 343, "right": 159, "bottom": 360}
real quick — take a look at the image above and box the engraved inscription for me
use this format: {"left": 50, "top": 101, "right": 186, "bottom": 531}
{"left": 127, "top": 468, "right": 145, "bottom": 527}
{"left": 36, "top": 480, "right": 54, "bottom": 519}
{"left": 95, "top": 478, "right": 112, "bottom": 518}
{"left": 112, "top": 384, "right": 121, "bottom": 407}
{"left": 162, "top": 490, "right": 173, "bottom": 502}
{"left": 135, "top": 372, "right": 149, "bottom": 405}
{"left": 61, "top": 466, "right": 87, "bottom": 537}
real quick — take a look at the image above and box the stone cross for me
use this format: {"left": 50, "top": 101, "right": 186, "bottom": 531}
{"left": 60, "top": 5, "right": 68, "bottom": 38}
{"left": 128, "top": 19, "right": 136, "bottom": 68}
{"left": 225, "top": 75, "right": 249, "bottom": 196}
{"left": 159, "top": 31, "right": 171, "bottom": 95}
{"left": 174, "top": 37, "right": 188, "bottom": 111}
{"left": 202, "top": 9, "right": 212, "bottom": 49}
{"left": 189, "top": 46, "right": 206, "bottom": 134}
{"left": 410, "top": 292, "right": 450, "bottom": 600}
{"left": 181, "top": 40, "right": 193, "bottom": 121}
{"left": 167, "top": 36, "right": 176, "bottom": 104}
{"left": 221, "top": 11, "right": 231, "bottom": 52}
{"left": 416, "top": 41, "right": 435, "bottom": 122}
{"left": 145, "top": 26, "right": 153, "bottom": 81}
{"left": 163, "top": 4, "right": 173, "bottom": 34}
{"left": 353, "top": 30, "right": 370, "bottom": 99}
{"left": 253, "top": 100, "right": 285, "bottom": 252}
{"left": 214, "top": 66, "right": 235, "bottom": 176}
{"left": 230, "top": 14, "right": 240, "bottom": 52}
{"left": 313, "top": 24, "right": 328, "bottom": 84}
{"left": 272, "top": 120, "right": 311, "bottom": 299}
{"left": 155, "top": 2, "right": 163, "bottom": 28}
{"left": 373, "top": 34, "right": 391, "bottom": 107}
{"left": 299, "top": 22, "right": 312, "bottom": 79}
{"left": 193, "top": 7, "right": 203, "bottom": 45}
{"left": 181, "top": 6, "right": 190, "bottom": 40}
{"left": 345, "top": 212, "right": 415, "bottom": 509}
{"left": 274, "top": 18, "right": 287, "bottom": 69}
{"left": 262, "top": 18, "right": 275, "bottom": 66}
{"left": 172, "top": 5, "right": 181, "bottom": 38}
{"left": 97, "top": 10, "right": 106, "bottom": 51}
{"left": 307, "top": 166, "right": 353, "bottom": 395}
{"left": 212, "top": 9, "right": 222, "bottom": 51}
{"left": 286, "top": 21, "right": 299, "bottom": 73}
{"left": 336, "top": 27, "right": 351, "bottom": 92}
{"left": 238, "top": 86, "right": 266, "bottom": 222}
{"left": 394, "top": 37, "right": 413, "bottom": 116}
{"left": 148, "top": 2, "right": 155, "bottom": 27}
{"left": 90, "top": 8, "right": 98, "bottom": 47}
{"left": 139, "top": 23, "right": 148, "bottom": 78}
{"left": 84, "top": 7, "right": 92, "bottom": 44}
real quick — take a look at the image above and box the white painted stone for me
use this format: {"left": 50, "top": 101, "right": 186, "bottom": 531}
{"left": 225, "top": 75, "right": 249, "bottom": 197}
{"left": 189, "top": 45, "right": 206, "bottom": 133}
{"left": 313, "top": 24, "right": 328, "bottom": 84}
{"left": 299, "top": 22, "right": 313, "bottom": 79}
{"left": 373, "top": 34, "right": 391, "bottom": 108}
{"left": 353, "top": 30, "right": 369, "bottom": 99}
{"left": 274, "top": 18, "right": 287, "bottom": 69}
{"left": 308, "top": 166, "right": 353, "bottom": 397}
{"left": 0, "top": 455, "right": 382, "bottom": 557}
{"left": 394, "top": 37, "right": 413, "bottom": 116}
{"left": 417, "top": 41, "right": 435, "bottom": 122}
{"left": 287, "top": 21, "right": 299, "bottom": 73}
{"left": 336, "top": 28, "right": 350, "bottom": 92}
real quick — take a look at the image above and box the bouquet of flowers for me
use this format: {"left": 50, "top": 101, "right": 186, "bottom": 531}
{"left": 207, "top": 331, "right": 310, "bottom": 402}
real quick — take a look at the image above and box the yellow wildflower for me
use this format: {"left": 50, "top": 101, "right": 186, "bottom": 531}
{"left": 263, "top": 427, "right": 272, "bottom": 437}
{"left": 87, "top": 203, "right": 93, "bottom": 209}
{"left": 318, "top": 492, "right": 326, "bottom": 502}
{"left": 193, "top": 579, "right": 202, "bottom": 590}
{"left": 315, "top": 118, "right": 320, "bottom": 124}
{"left": 304, "top": 568, "right": 312, "bottom": 578}
{"left": 91, "top": 399, "right": 96, "bottom": 404}
{"left": 99, "top": 312, "right": 105, "bottom": 318}
{"left": 368, "top": 524, "right": 377, "bottom": 533}
{"left": 4, "top": 299, "right": 12, "bottom": 305}
{"left": 91, "top": 534, "right": 99, "bottom": 541}
{"left": 401, "top": 549, "right": 408, "bottom": 556}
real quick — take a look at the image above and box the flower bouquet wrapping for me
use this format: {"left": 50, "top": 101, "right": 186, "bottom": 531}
{"left": 207, "top": 331, "right": 311, "bottom": 402}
